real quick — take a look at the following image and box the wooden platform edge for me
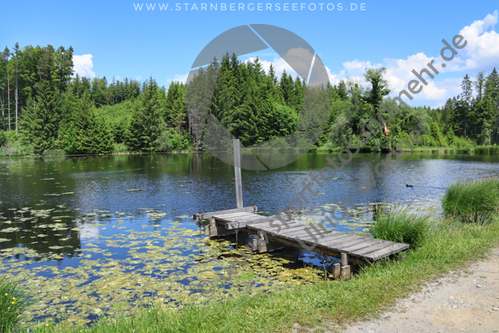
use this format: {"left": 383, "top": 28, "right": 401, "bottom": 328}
{"left": 193, "top": 206, "right": 257, "bottom": 221}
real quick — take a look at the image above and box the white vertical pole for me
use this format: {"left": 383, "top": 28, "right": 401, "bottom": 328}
{"left": 233, "top": 139, "right": 243, "bottom": 209}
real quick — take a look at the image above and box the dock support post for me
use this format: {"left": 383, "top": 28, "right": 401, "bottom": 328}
{"left": 209, "top": 217, "right": 218, "bottom": 237}
{"left": 255, "top": 231, "right": 285, "bottom": 253}
{"left": 341, "top": 252, "right": 351, "bottom": 280}
{"left": 333, "top": 263, "right": 341, "bottom": 279}
{"left": 233, "top": 139, "right": 243, "bottom": 209}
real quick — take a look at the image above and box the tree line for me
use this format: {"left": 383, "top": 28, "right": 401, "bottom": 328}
{"left": 1, "top": 43, "right": 498, "bottom": 155}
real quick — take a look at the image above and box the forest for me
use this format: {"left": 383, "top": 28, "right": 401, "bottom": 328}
{"left": 1, "top": 43, "right": 498, "bottom": 155}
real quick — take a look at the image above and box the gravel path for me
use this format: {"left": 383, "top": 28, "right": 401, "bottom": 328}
{"left": 292, "top": 248, "right": 499, "bottom": 333}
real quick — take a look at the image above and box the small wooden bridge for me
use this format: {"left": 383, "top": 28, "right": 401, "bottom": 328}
{"left": 193, "top": 139, "right": 409, "bottom": 279}
{"left": 193, "top": 206, "right": 410, "bottom": 279}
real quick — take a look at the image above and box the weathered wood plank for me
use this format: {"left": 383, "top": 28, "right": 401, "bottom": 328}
{"left": 355, "top": 241, "right": 400, "bottom": 257}
{"left": 340, "top": 238, "right": 386, "bottom": 253}
{"left": 213, "top": 212, "right": 254, "bottom": 220}
{"left": 321, "top": 235, "right": 367, "bottom": 249}
{"left": 193, "top": 206, "right": 257, "bottom": 220}
{"left": 366, "top": 243, "right": 410, "bottom": 261}
{"left": 224, "top": 218, "right": 272, "bottom": 229}
{"left": 250, "top": 222, "right": 303, "bottom": 233}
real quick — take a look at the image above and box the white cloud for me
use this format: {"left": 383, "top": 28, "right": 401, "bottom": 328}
{"left": 453, "top": 10, "right": 499, "bottom": 71}
{"left": 135, "top": 76, "right": 142, "bottom": 82}
{"left": 166, "top": 73, "right": 189, "bottom": 84}
{"left": 72, "top": 54, "right": 96, "bottom": 78}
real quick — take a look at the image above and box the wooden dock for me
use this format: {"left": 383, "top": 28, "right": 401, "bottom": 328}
{"left": 194, "top": 207, "right": 410, "bottom": 278}
{"left": 193, "top": 138, "right": 409, "bottom": 279}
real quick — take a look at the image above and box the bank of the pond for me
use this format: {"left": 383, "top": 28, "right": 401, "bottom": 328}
{"left": 1, "top": 145, "right": 499, "bottom": 159}
{"left": 15, "top": 212, "right": 497, "bottom": 333}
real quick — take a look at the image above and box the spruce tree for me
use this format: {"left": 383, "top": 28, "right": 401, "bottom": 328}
{"left": 125, "top": 77, "right": 162, "bottom": 151}
{"left": 460, "top": 74, "right": 473, "bottom": 138}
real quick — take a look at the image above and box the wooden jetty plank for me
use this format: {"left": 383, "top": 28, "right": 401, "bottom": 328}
{"left": 280, "top": 228, "right": 335, "bottom": 242}
{"left": 248, "top": 221, "right": 303, "bottom": 233}
{"left": 287, "top": 230, "right": 347, "bottom": 244}
{"left": 225, "top": 218, "right": 272, "bottom": 229}
{"left": 215, "top": 215, "right": 262, "bottom": 223}
{"left": 317, "top": 238, "right": 372, "bottom": 253}
{"left": 266, "top": 225, "right": 315, "bottom": 240}
{"left": 213, "top": 212, "right": 255, "bottom": 220}
{"left": 194, "top": 206, "right": 257, "bottom": 220}
{"left": 353, "top": 241, "right": 400, "bottom": 258}
{"left": 319, "top": 233, "right": 356, "bottom": 243}
{"left": 321, "top": 235, "right": 366, "bottom": 248}
{"left": 364, "top": 243, "right": 409, "bottom": 261}
{"left": 255, "top": 220, "right": 302, "bottom": 230}
{"left": 340, "top": 238, "right": 388, "bottom": 254}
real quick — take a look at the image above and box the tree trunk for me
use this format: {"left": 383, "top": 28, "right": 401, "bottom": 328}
{"left": 7, "top": 65, "right": 10, "bottom": 131}
{"left": 15, "top": 65, "right": 18, "bottom": 134}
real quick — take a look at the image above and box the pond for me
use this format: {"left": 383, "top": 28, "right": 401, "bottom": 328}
{"left": 1, "top": 152, "right": 499, "bottom": 326}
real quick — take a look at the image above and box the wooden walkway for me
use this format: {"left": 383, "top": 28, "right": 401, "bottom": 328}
{"left": 194, "top": 207, "right": 410, "bottom": 268}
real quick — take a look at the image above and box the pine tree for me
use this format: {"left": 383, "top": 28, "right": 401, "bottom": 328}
{"left": 13, "top": 43, "right": 20, "bottom": 134}
{"left": 125, "top": 77, "right": 163, "bottom": 151}
{"left": 460, "top": 74, "right": 473, "bottom": 138}
{"left": 362, "top": 67, "right": 390, "bottom": 113}
{"left": 20, "top": 80, "right": 60, "bottom": 154}
{"left": 337, "top": 80, "right": 348, "bottom": 100}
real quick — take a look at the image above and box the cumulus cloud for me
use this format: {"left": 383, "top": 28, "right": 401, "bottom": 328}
{"left": 453, "top": 10, "right": 499, "bottom": 71}
{"left": 72, "top": 54, "right": 96, "bottom": 78}
{"left": 167, "top": 73, "right": 189, "bottom": 84}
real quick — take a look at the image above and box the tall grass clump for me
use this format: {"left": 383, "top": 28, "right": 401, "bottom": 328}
{"left": 442, "top": 177, "right": 499, "bottom": 225}
{"left": 370, "top": 204, "right": 430, "bottom": 248}
{"left": 0, "top": 277, "right": 29, "bottom": 333}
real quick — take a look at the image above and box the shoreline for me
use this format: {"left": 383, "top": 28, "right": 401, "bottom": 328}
{"left": 0, "top": 146, "right": 498, "bottom": 159}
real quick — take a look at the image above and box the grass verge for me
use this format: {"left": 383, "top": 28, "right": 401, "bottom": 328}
{"left": 370, "top": 204, "right": 430, "bottom": 248}
{"left": 0, "top": 277, "right": 29, "bottom": 333}
{"left": 442, "top": 177, "right": 499, "bottom": 224}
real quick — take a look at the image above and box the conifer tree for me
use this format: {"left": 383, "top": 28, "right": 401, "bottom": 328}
{"left": 125, "top": 77, "right": 162, "bottom": 151}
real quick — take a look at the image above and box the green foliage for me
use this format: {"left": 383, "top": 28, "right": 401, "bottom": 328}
{"left": 125, "top": 78, "right": 163, "bottom": 152}
{"left": 4, "top": 42, "right": 499, "bottom": 155}
{"left": 63, "top": 122, "right": 81, "bottom": 154}
{"left": 370, "top": 204, "right": 430, "bottom": 248}
{"left": 19, "top": 81, "right": 60, "bottom": 155}
{"left": 156, "top": 127, "right": 192, "bottom": 152}
{"left": 0, "top": 130, "right": 6, "bottom": 147}
{"left": 442, "top": 178, "right": 499, "bottom": 225}
{"left": 0, "top": 277, "right": 29, "bottom": 333}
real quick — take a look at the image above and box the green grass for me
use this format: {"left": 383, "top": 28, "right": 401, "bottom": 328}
{"left": 0, "top": 277, "right": 29, "bottom": 333}
{"left": 442, "top": 177, "right": 499, "bottom": 224}
{"left": 370, "top": 204, "right": 430, "bottom": 248}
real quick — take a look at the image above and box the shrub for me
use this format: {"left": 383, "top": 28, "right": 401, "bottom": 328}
{"left": 442, "top": 178, "right": 499, "bottom": 225}
{"left": 0, "top": 277, "right": 29, "bottom": 333}
{"left": 370, "top": 204, "right": 430, "bottom": 248}
{"left": 0, "top": 131, "right": 6, "bottom": 147}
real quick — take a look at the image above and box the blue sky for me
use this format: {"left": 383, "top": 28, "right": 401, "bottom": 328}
{"left": 1, "top": 0, "right": 498, "bottom": 107}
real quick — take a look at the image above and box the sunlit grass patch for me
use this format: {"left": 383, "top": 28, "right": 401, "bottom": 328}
{"left": 442, "top": 177, "right": 499, "bottom": 225}
{"left": 0, "top": 277, "right": 29, "bottom": 333}
{"left": 370, "top": 204, "right": 430, "bottom": 248}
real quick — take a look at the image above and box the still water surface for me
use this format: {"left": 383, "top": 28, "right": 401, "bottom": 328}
{"left": 1, "top": 153, "right": 498, "bottom": 325}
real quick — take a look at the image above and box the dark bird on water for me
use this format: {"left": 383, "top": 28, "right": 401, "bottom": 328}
{"left": 406, "top": 184, "right": 413, "bottom": 187}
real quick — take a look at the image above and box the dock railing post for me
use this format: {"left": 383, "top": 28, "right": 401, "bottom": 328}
{"left": 233, "top": 139, "right": 243, "bottom": 209}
